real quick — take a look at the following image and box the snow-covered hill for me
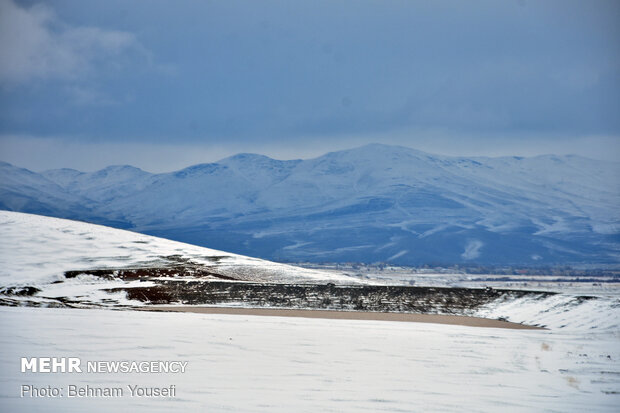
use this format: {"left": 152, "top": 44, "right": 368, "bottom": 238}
{"left": 0, "top": 211, "right": 357, "bottom": 307}
{"left": 1, "top": 144, "right": 619, "bottom": 265}
{"left": 1, "top": 211, "right": 618, "bottom": 332}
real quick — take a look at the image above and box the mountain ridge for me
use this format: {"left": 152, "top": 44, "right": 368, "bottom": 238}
{"left": 1, "top": 144, "right": 618, "bottom": 266}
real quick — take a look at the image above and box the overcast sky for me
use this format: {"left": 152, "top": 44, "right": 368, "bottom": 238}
{"left": 1, "top": 0, "right": 619, "bottom": 172}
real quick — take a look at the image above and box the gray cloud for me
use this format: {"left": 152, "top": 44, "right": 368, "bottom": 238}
{"left": 0, "top": 0, "right": 144, "bottom": 84}
{"left": 0, "top": 0, "right": 618, "bottom": 168}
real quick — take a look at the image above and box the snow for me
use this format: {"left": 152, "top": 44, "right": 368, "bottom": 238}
{"left": 0, "top": 306, "right": 618, "bottom": 412}
{"left": 0, "top": 211, "right": 619, "bottom": 411}
{"left": 0, "top": 211, "right": 358, "bottom": 304}
{"left": 2, "top": 144, "right": 618, "bottom": 265}
{"left": 2, "top": 211, "right": 618, "bottom": 332}
{"left": 301, "top": 264, "right": 620, "bottom": 332}
{"left": 477, "top": 293, "right": 620, "bottom": 332}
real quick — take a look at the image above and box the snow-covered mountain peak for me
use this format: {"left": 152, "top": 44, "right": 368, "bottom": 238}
{"left": 1, "top": 144, "right": 618, "bottom": 266}
{"left": 220, "top": 152, "right": 279, "bottom": 164}
{"left": 319, "top": 143, "right": 437, "bottom": 164}
{"left": 93, "top": 164, "right": 147, "bottom": 175}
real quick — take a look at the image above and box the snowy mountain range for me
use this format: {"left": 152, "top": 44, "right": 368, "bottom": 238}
{"left": 1, "top": 144, "right": 618, "bottom": 266}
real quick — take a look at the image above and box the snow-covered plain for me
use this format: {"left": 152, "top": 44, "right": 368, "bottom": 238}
{"left": 0, "top": 306, "right": 618, "bottom": 412}
{"left": 0, "top": 211, "right": 619, "bottom": 411}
